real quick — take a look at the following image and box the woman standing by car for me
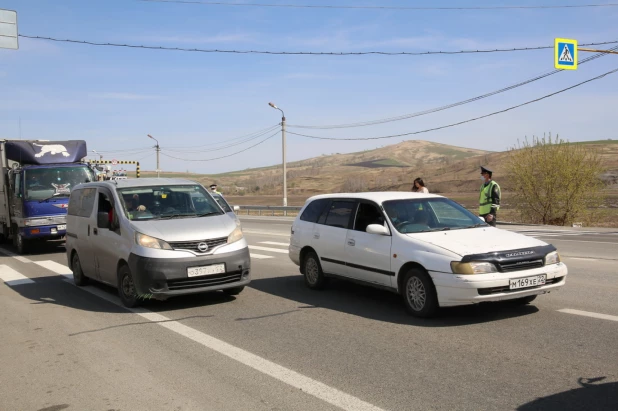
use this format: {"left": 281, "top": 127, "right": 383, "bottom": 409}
{"left": 411, "top": 178, "right": 428, "bottom": 193}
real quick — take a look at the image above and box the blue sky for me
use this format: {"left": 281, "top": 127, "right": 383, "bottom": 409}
{"left": 1, "top": 0, "right": 617, "bottom": 173}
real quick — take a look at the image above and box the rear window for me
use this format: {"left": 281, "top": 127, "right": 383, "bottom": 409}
{"left": 300, "top": 199, "right": 329, "bottom": 223}
{"left": 323, "top": 201, "right": 356, "bottom": 228}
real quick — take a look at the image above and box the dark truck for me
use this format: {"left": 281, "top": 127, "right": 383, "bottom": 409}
{"left": 0, "top": 140, "right": 96, "bottom": 253}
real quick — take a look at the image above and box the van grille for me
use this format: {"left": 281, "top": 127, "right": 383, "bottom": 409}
{"left": 498, "top": 259, "right": 544, "bottom": 272}
{"left": 168, "top": 237, "right": 227, "bottom": 253}
{"left": 167, "top": 272, "right": 242, "bottom": 290}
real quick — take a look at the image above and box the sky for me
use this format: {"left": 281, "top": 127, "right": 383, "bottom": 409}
{"left": 1, "top": 0, "right": 617, "bottom": 174}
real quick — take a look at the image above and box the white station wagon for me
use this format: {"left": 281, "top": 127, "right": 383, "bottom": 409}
{"left": 289, "top": 192, "right": 568, "bottom": 317}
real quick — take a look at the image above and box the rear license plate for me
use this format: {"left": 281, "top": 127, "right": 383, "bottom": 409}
{"left": 57, "top": 225, "right": 66, "bottom": 231}
{"left": 509, "top": 274, "right": 546, "bottom": 290}
{"left": 187, "top": 263, "right": 225, "bottom": 278}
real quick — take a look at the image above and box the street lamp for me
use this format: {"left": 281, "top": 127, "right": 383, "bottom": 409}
{"left": 147, "top": 134, "right": 161, "bottom": 178}
{"left": 91, "top": 149, "right": 103, "bottom": 161}
{"left": 269, "top": 102, "right": 287, "bottom": 207}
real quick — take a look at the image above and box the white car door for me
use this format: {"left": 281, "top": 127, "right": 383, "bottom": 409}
{"left": 311, "top": 199, "right": 356, "bottom": 277}
{"left": 344, "top": 201, "right": 393, "bottom": 287}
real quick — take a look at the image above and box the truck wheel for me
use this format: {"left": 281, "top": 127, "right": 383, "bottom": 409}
{"left": 12, "top": 226, "right": 29, "bottom": 254}
{"left": 118, "top": 264, "right": 140, "bottom": 308}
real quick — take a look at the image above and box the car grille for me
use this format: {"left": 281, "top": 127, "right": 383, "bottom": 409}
{"left": 498, "top": 259, "right": 544, "bottom": 272}
{"left": 166, "top": 272, "right": 242, "bottom": 290}
{"left": 168, "top": 237, "right": 227, "bottom": 254}
{"left": 477, "top": 276, "right": 565, "bottom": 295}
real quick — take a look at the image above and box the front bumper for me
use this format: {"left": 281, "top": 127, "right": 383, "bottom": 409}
{"left": 20, "top": 225, "right": 66, "bottom": 240}
{"left": 128, "top": 247, "right": 251, "bottom": 298}
{"left": 430, "top": 262, "right": 568, "bottom": 307}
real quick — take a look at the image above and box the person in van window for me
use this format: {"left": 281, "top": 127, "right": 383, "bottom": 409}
{"left": 411, "top": 178, "right": 428, "bottom": 193}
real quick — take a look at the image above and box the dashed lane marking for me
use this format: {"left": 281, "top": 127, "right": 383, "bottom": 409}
{"left": 558, "top": 308, "right": 618, "bottom": 323}
{"left": 250, "top": 253, "right": 275, "bottom": 260}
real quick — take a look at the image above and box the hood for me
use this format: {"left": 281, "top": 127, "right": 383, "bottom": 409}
{"left": 129, "top": 214, "right": 236, "bottom": 242}
{"left": 406, "top": 227, "right": 548, "bottom": 257}
{"left": 24, "top": 198, "right": 69, "bottom": 217}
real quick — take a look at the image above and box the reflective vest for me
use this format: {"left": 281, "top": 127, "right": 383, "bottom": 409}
{"left": 479, "top": 180, "right": 500, "bottom": 215}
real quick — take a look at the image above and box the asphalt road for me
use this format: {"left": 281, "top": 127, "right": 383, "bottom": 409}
{"left": 0, "top": 217, "right": 616, "bottom": 411}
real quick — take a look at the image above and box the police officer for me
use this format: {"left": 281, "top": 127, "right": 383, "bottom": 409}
{"left": 479, "top": 166, "right": 501, "bottom": 227}
{"left": 210, "top": 184, "right": 222, "bottom": 195}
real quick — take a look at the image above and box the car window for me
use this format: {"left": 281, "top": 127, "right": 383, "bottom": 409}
{"left": 353, "top": 202, "right": 385, "bottom": 232}
{"left": 323, "top": 201, "right": 355, "bottom": 229}
{"left": 300, "top": 199, "right": 329, "bottom": 223}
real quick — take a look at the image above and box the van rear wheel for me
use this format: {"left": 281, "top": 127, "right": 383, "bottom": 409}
{"left": 118, "top": 265, "right": 139, "bottom": 308}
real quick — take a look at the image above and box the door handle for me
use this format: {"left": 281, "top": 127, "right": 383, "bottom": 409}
{"left": 93, "top": 228, "right": 98, "bottom": 235}
{"left": 347, "top": 239, "right": 355, "bottom": 246}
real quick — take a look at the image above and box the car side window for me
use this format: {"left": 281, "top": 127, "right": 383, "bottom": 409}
{"left": 323, "top": 201, "right": 356, "bottom": 229}
{"left": 353, "top": 202, "right": 385, "bottom": 232}
{"left": 97, "top": 189, "right": 118, "bottom": 229}
{"left": 79, "top": 188, "right": 97, "bottom": 218}
{"left": 300, "top": 199, "right": 329, "bottom": 223}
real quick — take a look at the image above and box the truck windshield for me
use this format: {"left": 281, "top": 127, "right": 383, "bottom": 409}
{"left": 24, "top": 166, "right": 95, "bottom": 201}
{"left": 118, "top": 184, "right": 224, "bottom": 221}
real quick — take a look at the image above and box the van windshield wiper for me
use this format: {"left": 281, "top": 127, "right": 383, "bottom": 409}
{"left": 39, "top": 192, "right": 70, "bottom": 203}
{"left": 158, "top": 213, "right": 196, "bottom": 220}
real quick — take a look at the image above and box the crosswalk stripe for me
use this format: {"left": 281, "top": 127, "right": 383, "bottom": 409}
{"left": 249, "top": 245, "right": 288, "bottom": 254}
{"left": 35, "top": 260, "right": 74, "bottom": 280}
{"left": 0, "top": 264, "right": 35, "bottom": 286}
{"left": 0, "top": 248, "right": 32, "bottom": 263}
{"left": 251, "top": 253, "right": 275, "bottom": 260}
{"left": 259, "top": 241, "right": 290, "bottom": 247}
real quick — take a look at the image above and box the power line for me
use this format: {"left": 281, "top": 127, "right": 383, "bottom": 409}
{"left": 160, "top": 129, "right": 280, "bottom": 161}
{"left": 138, "top": 0, "right": 618, "bottom": 11}
{"left": 289, "top": 45, "right": 618, "bottom": 129}
{"left": 286, "top": 67, "right": 618, "bottom": 141}
{"left": 164, "top": 124, "right": 280, "bottom": 150}
{"left": 18, "top": 34, "right": 618, "bottom": 57}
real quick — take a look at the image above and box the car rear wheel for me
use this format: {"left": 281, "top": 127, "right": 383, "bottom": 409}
{"left": 303, "top": 251, "right": 327, "bottom": 290}
{"left": 118, "top": 264, "right": 139, "bottom": 308}
{"left": 71, "top": 252, "right": 88, "bottom": 286}
{"left": 402, "top": 268, "right": 438, "bottom": 318}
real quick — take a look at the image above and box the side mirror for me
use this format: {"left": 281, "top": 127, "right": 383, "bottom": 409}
{"left": 366, "top": 224, "right": 389, "bottom": 236}
{"left": 233, "top": 205, "right": 240, "bottom": 212}
{"left": 97, "top": 212, "right": 110, "bottom": 229}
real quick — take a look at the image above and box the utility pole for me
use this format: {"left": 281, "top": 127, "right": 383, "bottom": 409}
{"left": 148, "top": 134, "right": 160, "bottom": 178}
{"left": 269, "top": 102, "right": 287, "bottom": 207}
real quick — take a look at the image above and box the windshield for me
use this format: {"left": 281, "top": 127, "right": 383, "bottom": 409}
{"left": 118, "top": 184, "right": 224, "bottom": 221}
{"left": 25, "top": 166, "right": 95, "bottom": 201}
{"left": 211, "top": 193, "right": 232, "bottom": 213}
{"left": 382, "top": 198, "right": 487, "bottom": 234}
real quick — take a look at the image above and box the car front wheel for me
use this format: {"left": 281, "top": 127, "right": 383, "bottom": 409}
{"left": 402, "top": 268, "right": 438, "bottom": 318}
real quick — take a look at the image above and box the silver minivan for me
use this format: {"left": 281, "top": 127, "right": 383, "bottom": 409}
{"left": 65, "top": 178, "right": 251, "bottom": 307}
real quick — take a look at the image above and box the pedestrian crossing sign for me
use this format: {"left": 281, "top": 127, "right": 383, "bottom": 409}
{"left": 555, "top": 38, "right": 577, "bottom": 70}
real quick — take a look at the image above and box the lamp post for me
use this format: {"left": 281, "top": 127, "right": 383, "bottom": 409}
{"left": 268, "top": 102, "right": 287, "bottom": 207}
{"left": 91, "top": 149, "right": 103, "bottom": 161}
{"left": 147, "top": 134, "right": 160, "bottom": 178}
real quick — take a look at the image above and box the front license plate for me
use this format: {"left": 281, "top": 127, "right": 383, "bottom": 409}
{"left": 56, "top": 224, "right": 66, "bottom": 231}
{"left": 509, "top": 274, "right": 546, "bottom": 290}
{"left": 187, "top": 263, "right": 225, "bottom": 278}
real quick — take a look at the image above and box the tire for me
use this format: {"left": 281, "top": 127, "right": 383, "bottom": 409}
{"left": 511, "top": 295, "right": 537, "bottom": 305}
{"left": 401, "top": 268, "right": 439, "bottom": 318}
{"left": 118, "top": 264, "right": 140, "bottom": 308}
{"left": 12, "top": 226, "right": 29, "bottom": 254}
{"left": 223, "top": 286, "right": 245, "bottom": 296}
{"left": 71, "top": 252, "right": 88, "bottom": 286}
{"left": 303, "top": 251, "right": 328, "bottom": 290}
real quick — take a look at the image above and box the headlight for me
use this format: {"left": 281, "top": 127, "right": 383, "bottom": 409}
{"left": 451, "top": 261, "right": 498, "bottom": 274}
{"left": 545, "top": 251, "right": 561, "bottom": 265}
{"left": 135, "top": 232, "right": 172, "bottom": 250}
{"left": 227, "top": 226, "right": 244, "bottom": 244}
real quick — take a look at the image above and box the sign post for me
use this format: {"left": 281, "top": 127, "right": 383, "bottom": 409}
{"left": 0, "top": 9, "right": 18, "bottom": 50}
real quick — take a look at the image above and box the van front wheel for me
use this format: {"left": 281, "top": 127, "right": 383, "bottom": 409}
{"left": 118, "top": 265, "right": 139, "bottom": 308}
{"left": 71, "top": 253, "right": 88, "bottom": 286}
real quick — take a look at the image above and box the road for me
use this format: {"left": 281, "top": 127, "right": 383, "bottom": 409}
{"left": 1, "top": 217, "right": 617, "bottom": 411}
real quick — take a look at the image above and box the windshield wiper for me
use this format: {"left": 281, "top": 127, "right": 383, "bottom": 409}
{"left": 465, "top": 223, "right": 486, "bottom": 228}
{"left": 158, "top": 213, "right": 195, "bottom": 220}
{"left": 39, "top": 193, "right": 70, "bottom": 203}
{"left": 195, "top": 212, "right": 221, "bottom": 217}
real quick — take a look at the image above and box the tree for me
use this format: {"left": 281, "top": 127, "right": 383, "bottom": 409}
{"left": 505, "top": 134, "right": 606, "bottom": 226}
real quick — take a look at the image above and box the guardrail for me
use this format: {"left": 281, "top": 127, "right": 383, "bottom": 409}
{"left": 236, "top": 205, "right": 302, "bottom": 217}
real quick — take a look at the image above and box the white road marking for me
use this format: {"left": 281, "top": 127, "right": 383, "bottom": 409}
{"left": 558, "top": 308, "right": 618, "bottom": 323}
{"left": 250, "top": 253, "right": 275, "bottom": 260}
{"left": 249, "top": 245, "right": 289, "bottom": 254}
{"left": 259, "top": 241, "right": 290, "bottom": 247}
{"left": 60, "top": 275, "right": 384, "bottom": 411}
{"left": 0, "top": 248, "right": 32, "bottom": 263}
{"left": 243, "top": 229, "right": 291, "bottom": 238}
{"left": 35, "top": 260, "right": 74, "bottom": 279}
{"left": 0, "top": 265, "right": 35, "bottom": 286}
